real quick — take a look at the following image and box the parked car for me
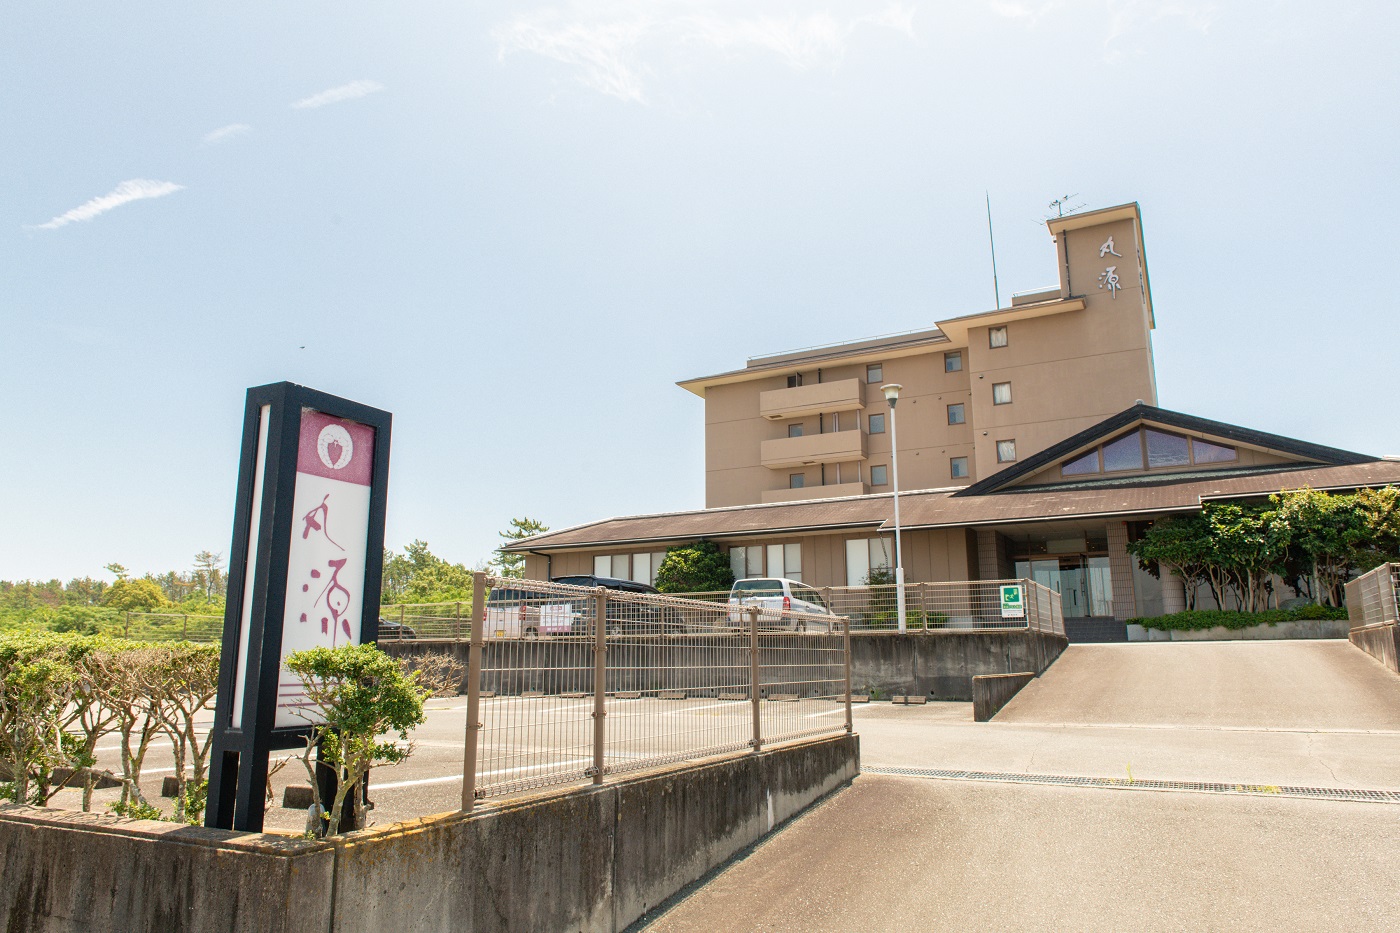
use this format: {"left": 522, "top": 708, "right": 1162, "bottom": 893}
{"left": 726, "top": 578, "right": 836, "bottom": 632}
{"left": 550, "top": 575, "right": 685, "bottom": 634}
{"left": 483, "top": 584, "right": 584, "bottom": 639}
{"left": 377, "top": 618, "right": 418, "bottom": 640}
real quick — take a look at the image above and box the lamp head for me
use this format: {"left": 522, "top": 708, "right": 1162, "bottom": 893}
{"left": 881, "top": 383, "right": 903, "bottom": 408}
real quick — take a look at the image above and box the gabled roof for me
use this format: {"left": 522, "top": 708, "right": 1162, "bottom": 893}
{"left": 953, "top": 404, "right": 1377, "bottom": 498}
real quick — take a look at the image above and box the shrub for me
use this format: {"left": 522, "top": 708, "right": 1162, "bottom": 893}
{"left": 654, "top": 541, "right": 735, "bottom": 594}
{"left": 1127, "top": 606, "right": 1348, "bottom": 632}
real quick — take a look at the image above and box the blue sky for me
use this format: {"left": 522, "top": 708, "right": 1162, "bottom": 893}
{"left": 3, "top": 1, "right": 1398, "bottom": 582}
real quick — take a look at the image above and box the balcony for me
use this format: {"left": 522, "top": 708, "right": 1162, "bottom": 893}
{"left": 758, "top": 378, "right": 865, "bottom": 422}
{"left": 760, "top": 429, "right": 867, "bottom": 470}
{"left": 761, "top": 482, "right": 869, "bottom": 504}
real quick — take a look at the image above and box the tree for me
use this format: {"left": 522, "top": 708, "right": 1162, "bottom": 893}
{"left": 1203, "top": 503, "right": 1291, "bottom": 612}
{"left": 1271, "top": 489, "right": 1367, "bottom": 606}
{"left": 0, "top": 632, "right": 82, "bottom": 805}
{"left": 491, "top": 517, "right": 549, "bottom": 578}
{"left": 654, "top": 541, "right": 735, "bottom": 594}
{"left": 101, "top": 578, "right": 170, "bottom": 612}
{"left": 1355, "top": 486, "right": 1400, "bottom": 569}
{"left": 192, "top": 551, "right": 226, "bottom": 602}
{"left": 1126, "top": 514, "right": 1217, "bottom": 610}
{"left": 104, "top": 563, "right": 129, "bottom": 581}
{"left": 284, "top": 644, "right": 428, "bottom": 836}
{"left": 152, "top": 643, "right": 220, "bottom": 821}
{"left": 381, "top": 540, "right": 474, "bottom": 603}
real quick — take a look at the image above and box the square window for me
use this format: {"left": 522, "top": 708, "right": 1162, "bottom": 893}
{"left": 870, "top": 465, "right": 888, "bottom": 486}
{"left": 947, "top": 403, "right": 965, "bottom": 425}
{"left": 786, "top": 374, "right": 803, "bottom": 388}
{"left": 989, "top": 326, "right": 1008, "bottom": 348}
{"left": 867, "top": 363, "right": 883, "bottom": 384}
{"left": 788, "top": 423, "right": 804, "bottom": 438}
{"left": 996, "top": 440, "right": 1017, "bottom": 463}
{"left": 789, "top": 473, "right": 805, "bottom": 489}
{"left": 944, "top": 351, "right": 963, "bottom": 373}
{"left": 950, "top": 456, "right": 969, "bottom": 479}
{"left": 992, "top": 382, "right": 1012, "bottom": 405}
{"left": 1102, "top": 431, "right": 1144, "bottom": 472}
{"left": 869, "top": 413, "right": 885, "bottom": 434}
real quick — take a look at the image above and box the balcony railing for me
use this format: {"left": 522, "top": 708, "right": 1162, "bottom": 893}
{"left": 758, "top": 378, "right": 865, "bottom": 422}
{"left": 760, "top": 429, "right": 867, "bottom": 470}
{"left": 760, "top": 481, "right": 869, "bottom": 504}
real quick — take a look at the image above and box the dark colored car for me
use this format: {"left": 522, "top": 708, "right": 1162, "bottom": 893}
{"left": 551, "top": 575, "right": 685, "bottom": 635}
{"left": 377, "top": 618, "right": 418, "bottom": 640}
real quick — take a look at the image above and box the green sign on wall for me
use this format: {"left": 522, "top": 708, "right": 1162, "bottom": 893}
{"left": 1000, "top": 584, "right": 1025, "bottom": 618}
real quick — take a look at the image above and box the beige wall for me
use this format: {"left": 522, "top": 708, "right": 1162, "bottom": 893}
{"left": 698, "top": 212, "right": 1157, "bottom": 508}
{"left": 521, "top": 528, "right": 976, "bottom": 590}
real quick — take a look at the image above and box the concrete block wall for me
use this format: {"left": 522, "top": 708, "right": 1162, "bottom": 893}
{"left": 0, "top": 735, "right": 858, "bottom": 933}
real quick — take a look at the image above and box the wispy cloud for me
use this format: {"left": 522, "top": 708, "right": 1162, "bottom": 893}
{"left": 986, "top": 0, "right": 1216, "bottom": 58}
{"left": 30, "top": 179, "right": 184, "bottom": 231}
{"left": 291, "top": 79, "right": 385, "bottom": 110}
{"left": 493, "top": 3, "right": 916, "bottom": 104}
{"left": 202, "top": 123, "right": 252, "bottom": 145}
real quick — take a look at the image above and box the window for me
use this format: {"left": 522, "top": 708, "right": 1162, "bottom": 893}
{"left": 947, "top": 403, "right": 965, "bottom": 425}
{"left": 944, "top": 351, "right": 963, "bottom": 373}
{"left": 950, "top": 456, "right": 969, "bottom": 479}
{"left": 871, "top": 465, "right": 888, "bottom": 486}
{"left": 649, "top": 551, "right": 666, "bottom": 586}
{"left": 1191, "top": 438, "right": 1237, "bottom": 463}
{"left": 867, "top": 363, "right": 883, "bottom": 384}
{"left": 594, "top": 555, "right": 609, "bottom": 577}
{"left": 610, "top": 554, "right": 629, "bottom": 579}
{"left": 868, "top": 413, "right": 885, "bottom": 434}
{"left": 996, "top": 440, "right": 1017, "bottom": 463}
{"left": 594, "top": 551, "right": 668, "bottom": 586}
{"left": 1145, "top": 429, "right": 1190, "bottom": 468}
{"left": 989, "top": 326, "right": 1008, "bottom": 348}
{"left": 789, "top": 473, "right": 805, "bottom": 489}
{"left": 992, "top": 382, "right": 1012, "bottom": 405}
{"left": 1101, "top": 432, "right": 1143, "bottom": 472}
{"left": 845, "top": 537, "right": 892, "bottom": 586}
{"left": 766, "top": 542, "right": 803, "bottom": 581}
{"left": 730, "top": 545, "right": 764, "bottom": 580}
{"left": 786, "top": 374, "right": 803, "bottom": 388}
{"left": 630, "top": 552, "right": 651, "bottom": 585}
{"left": 1062, "top": 449, "right": 1101, "bottom": 476}
{"left": 788, "top": 423, "right": 804, "bottom": 438}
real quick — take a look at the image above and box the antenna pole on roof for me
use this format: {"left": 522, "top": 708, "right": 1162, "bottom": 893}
{"left": 985, "top": 192, "right": 1001, "bottom": 309}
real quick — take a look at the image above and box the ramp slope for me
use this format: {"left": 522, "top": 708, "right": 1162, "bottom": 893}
{"left": 996, "top": 641, "right": 1400, "bottom": 730}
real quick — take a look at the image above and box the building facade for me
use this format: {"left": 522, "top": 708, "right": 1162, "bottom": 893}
{"left": 681, "top": 203, "right": 1158, "bottom": 508}
{"left": 508, "top": 202, "right": 1400, "bottom": 628}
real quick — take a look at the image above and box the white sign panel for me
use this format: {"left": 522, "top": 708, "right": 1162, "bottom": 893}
{"left": 275, "top": 409, "right": 378, "bottom": 729}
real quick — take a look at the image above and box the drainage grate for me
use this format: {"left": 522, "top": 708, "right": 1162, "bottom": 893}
{"left": 862, "top": 767, "right": 1400, "bottom": 805}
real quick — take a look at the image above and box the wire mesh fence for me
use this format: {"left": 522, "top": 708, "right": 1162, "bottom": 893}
{"left": 464, "top": 574, "right": 851, "bottom": 803}
{"left": 1344, "top": 563, "right": 1400, "bottom": 631}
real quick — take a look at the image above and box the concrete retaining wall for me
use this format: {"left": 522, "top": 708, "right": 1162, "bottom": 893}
{"left": 384, "top": 630, "right": 1068, "bottom": 702}
{"left": 0, "top": 734, "right": 857, "bottom": 933}
{"left": 846, "top": 630, "right": 1067, "bottom": 700}
{"left": 1350, "top": 623, "right": 1400, "bottom": 675}
{"left": 1125, "top": 620, "right": 1351, "bottom": 642}
{"left": 972, "top": 672, "right": 1036, "bottom": 722}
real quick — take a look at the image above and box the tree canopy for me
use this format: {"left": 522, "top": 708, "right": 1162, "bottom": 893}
{"left": 654, "top": 541, "right": 735, "bottom": 594}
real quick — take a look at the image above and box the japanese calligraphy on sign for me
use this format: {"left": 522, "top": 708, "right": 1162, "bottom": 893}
{"left": 275, "top": 409, "right": 377, "bottom": 728}
{"left": 1098, "top": 265, "right": 1122, "bottom": 297}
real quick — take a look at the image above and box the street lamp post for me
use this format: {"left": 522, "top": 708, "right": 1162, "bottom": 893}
{"left": 881, "top": 384, "right": 907, "bottom": 633}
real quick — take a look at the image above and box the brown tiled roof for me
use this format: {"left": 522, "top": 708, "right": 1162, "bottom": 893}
{"left": 899, "top": 460, "right": 1400, "bottom": 529}
{"left": 509, "top": 494, "right": 897, "bottom": 551}
{"left": 508, "top": 461, "right": 1400, "bottom": 551}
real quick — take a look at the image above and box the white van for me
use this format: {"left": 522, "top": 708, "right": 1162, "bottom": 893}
{"left": 726, "top": 578, "right": 836, "bottom": 631}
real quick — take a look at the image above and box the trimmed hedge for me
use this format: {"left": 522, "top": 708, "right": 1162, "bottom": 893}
{"left": 1128, "top": 604, "right": 1349, "bottom": 632}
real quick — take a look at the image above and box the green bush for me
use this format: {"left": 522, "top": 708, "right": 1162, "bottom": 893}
{"left": 654, "top": 541, "right": 735, "bottom": 594}
{"left": 1128, "top": 606, "right": 1348, "bottom": 632}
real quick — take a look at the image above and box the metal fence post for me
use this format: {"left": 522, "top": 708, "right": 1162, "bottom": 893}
{"left": 460, "top": 572, "right": 486, "bottom": 811}
{"left": 592, "top": 588, "right": 608, "bottom": 784}
{"left": 749, "top": 606, "right": 762, "bottom": 753}
{"left": 843, "top": 617, "right": 853, "bottom": 734}
{"left": 454, "top": 601, "right": 462, "bottom": 643}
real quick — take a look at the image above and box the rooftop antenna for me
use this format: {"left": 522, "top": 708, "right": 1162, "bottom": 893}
{"left": 985, "top": 192, "right": 1001, "bottom": 309}
{"left": 1047, "top": 194, "right": 1086, "bottom": 219}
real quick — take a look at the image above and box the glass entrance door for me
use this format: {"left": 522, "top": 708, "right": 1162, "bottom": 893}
{"left": 1015, "top": 556, "right": 1113, "bottom": 617}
